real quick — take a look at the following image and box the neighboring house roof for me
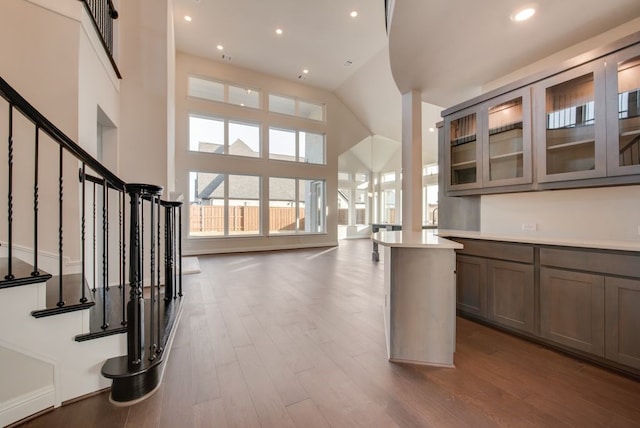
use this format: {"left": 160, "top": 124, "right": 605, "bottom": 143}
{"left": 196, "top": 139, "right": 310, "bottom": 201}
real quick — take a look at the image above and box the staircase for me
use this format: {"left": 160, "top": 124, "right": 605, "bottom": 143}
{"left": 0, "top": 74, "right": 184, "bottom": 426}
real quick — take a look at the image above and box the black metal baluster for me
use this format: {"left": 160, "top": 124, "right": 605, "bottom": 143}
{"left": 80, "top": 165, "right": 87, "bottom": 303}
{"left": 92, "top": 182, "right": 97, "bottom": 293}
{"left": 102, "top": 178, "right": 108, "bottom": 329}
{"left": 164, "top": 204, "right": 173, "bottom": 301}
{"left": 141, "top": 198, "right": 145, "bottom": 293}
{"left": 119, "top": 190, "right": 122, "bottom": 289}
{"left": 173, "top": 206, "right": 177, "bottom": 299}
{"left": 5, "top": 104, "right": 14, "bottom": 280}
{"left": 121, "top": 190, "right": 126, "bottom": 326}
{"left": 157, "top": 199, "right": 162, "bottom": 353}
{"left": 178, "top": 204, "right": 183, "bottom": 297}
{"left": 149, "top": 195, "right": 157, "bottom": 361}
{"left": 57, "top": 145, "right": 64, "bottom": 307}
{"left": 32, "top": 125, "right": 40, "bottom": 277}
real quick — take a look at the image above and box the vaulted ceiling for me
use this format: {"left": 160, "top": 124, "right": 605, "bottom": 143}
{"left": 173, "top": 0, "right": 640, "bottom": 159}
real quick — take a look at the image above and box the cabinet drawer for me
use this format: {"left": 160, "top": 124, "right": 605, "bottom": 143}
{"left": 540, "top": 247, "right": 640, "bottom": 278}
{"left": 455, "top": 238, "right": 533, "bottom": 264}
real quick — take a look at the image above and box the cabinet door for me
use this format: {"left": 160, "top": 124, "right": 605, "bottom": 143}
{"left": 482, "top": 88, "right": 533, "bottom": 187}
{"left": 540, "top": 267, "right": 605, "bottom": 356}
{"left": 487, "top": 260, "right": 534, "bottom": 334}
{"left": 456, "top": 255, "right": 486, "bottom": 317}
{"left": 445, "top": 106, "right": 484, "bottom": 191}
{"left": 605, "top": 277, "right": 640, "bottom": 370}
{"left": 606, "top": 43, "right": 640, "bottom": 176}
{"left": 535, "top": 61, "right": 607, "bottom": 183}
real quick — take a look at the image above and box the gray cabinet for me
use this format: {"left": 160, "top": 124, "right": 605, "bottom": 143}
{"left": 453, "top": 238, "right": 640, "bottom": 374}
{"left": 487, "top": 260, "right": 534, "bottom": 334}
{"left": 605, "top": 43, "right": 640, "bottom": 177}
{"left": 605, "top": 277, "right": 640, "bottom": 370}
{"left": 483, "top": 88, "right": 533, "bottom": 188}
{"left": 534, "top": 61, "right": 607, "bottom": 183}
{"left": 442, "top": 35, "right": 640, "bottom": 195}
{"left": 445, "top": 106, "right": 483, "bottom": 192}
{"left": 540, "top": 267, "right": 605, "bottom": 356}
{"left": 454, "top": 239, "right": 534, "bottom": 328}
{"left": 456, "top": 254, "right": 486, "bottom": 317}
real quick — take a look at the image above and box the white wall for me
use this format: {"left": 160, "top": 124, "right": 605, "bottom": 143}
{"left": 117, "top": 0, "right": 170, "bottom": 189}
{"left": 481, "top": 186, "right": 640, "bottom": 242}
{"left": 175, "top": 52, "right": 370, "bottom": 254}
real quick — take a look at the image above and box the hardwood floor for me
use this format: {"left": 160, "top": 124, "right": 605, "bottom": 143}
{"left": 16, "top": 239, "right": 640, "bottom": 427}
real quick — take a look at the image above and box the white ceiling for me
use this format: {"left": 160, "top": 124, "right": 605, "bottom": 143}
{"left": 173, "top": 0, "right": 389, "bottom": 91}
{"left": 172, "top": 0, "right": 640, "bottom": 164}
{"left": 389, "top": 0, "right": 640, "bottom": 107}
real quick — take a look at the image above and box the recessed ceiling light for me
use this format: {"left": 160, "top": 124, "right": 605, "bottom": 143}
{"left": 429, "top": 127, "right": 435, "bottom": 133}
{"left": 216, "top": 45, "right": 224, "bottom": 51}
{"left": 510, "top": 5, "right": 536, "bottom": 22}
{"left": 184, "top": 15, "right": 192, "bottom": 22}
{"left": 275, "top": 28, "right": 283, "bottom": 35}
{"left": 350, "top": 10, "right": 358, "bottom": 18}
{"left": 303, "top": 69, "right": 309, "bottom": 74}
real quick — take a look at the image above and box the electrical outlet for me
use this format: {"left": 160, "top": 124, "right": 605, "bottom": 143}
{"left": 522, "top": 223, "right": 537, "bottom": 232}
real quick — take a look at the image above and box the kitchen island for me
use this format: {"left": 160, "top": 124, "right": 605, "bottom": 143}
{"left": 372, "top": 229, "right": 463, "bottom": 367}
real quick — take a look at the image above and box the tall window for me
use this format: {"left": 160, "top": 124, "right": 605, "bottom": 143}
{"left": 190, "top": 114, "right": 260, "bottom": 158}
{"left": 269, "top": 178, "right": 326, "bottom": 234}
{"left": 268, "top": 127, "right": 325, "bottom": 164}
{"left": 189, "top": 172, "right": 260, "bottom": 237}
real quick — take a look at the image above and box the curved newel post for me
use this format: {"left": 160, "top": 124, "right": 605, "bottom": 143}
{"left": 126, "top": 183, "right": 162, "bottom": 368}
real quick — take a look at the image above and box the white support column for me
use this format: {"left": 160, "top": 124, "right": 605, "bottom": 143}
{"left": 348, "top": 188, "right": 356, "bottom": 226}
{"left": 401, "top": 90, "right": 423, "bottom": 231}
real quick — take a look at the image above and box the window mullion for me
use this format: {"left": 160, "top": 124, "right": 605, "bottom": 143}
{"left": 295, "top": 178, "right": 299, "bottom": 233}
{"left": 224, "top": 174, "right": 229, "bottom": 236}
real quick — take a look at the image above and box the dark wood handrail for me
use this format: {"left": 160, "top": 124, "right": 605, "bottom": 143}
{"left": 0, "top": 76, "right": 125, "bottom": 190}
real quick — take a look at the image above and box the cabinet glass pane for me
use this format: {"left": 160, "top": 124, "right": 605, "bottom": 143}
{"left": 450, "top": 113, "right": 477, "bottom": 185}
{"left": 617, "top": 56, "right": 640, "bottom": 168}
{"left": 488, "top": 97, "right": 523, "bottom": 181}
{"left": 545, "top": 73, "right": 596, "bottom": 175}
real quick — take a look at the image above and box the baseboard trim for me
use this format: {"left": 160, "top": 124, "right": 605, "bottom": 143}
{"left": 0, "top": 386, "right": 55, "bottom": 428}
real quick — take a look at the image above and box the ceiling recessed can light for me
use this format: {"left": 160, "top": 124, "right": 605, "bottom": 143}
{"left": 510, "top": 5, "right": 536, "bottom": 22}
{"left": 350, "top": 10, "right": 358, "bottom": 18}
{"left": 275, "top": 28, "right": 283, "bottom": 35}
{"left": 216, "top": 45, "right": 224, "bottom": 51}
{"left": 184, "top": 15, "right": 192, "bottom": 22}
{"left": 303, "top": 69, "right": 309, "bottom": 74}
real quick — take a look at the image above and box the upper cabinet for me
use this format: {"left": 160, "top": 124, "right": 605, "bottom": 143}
{"left": 445, "top": 88, "right": 533, "bottom": 192}
{"left": 441, "top": 35, "right": 640, "bottom": 196}
{"left": 445, "top": 106, "right": 483, "bottom": 191}
{"left": 534, "top": 61, "right": 607, "bottom": 183}
{"left": 484, "top": 88, "right": 532, "bottom": 187}
{"left": 606, "top": 43, "right": 640, "bottom": 177}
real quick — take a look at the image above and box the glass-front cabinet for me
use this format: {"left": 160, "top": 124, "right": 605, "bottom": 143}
{"left": 445, "top": 107, "right": 483, "bottom": 191}
{"left": 535, "top": 62, "right": 607, "bottom": 183}
{"left": 442, "top": 37, "right": 640, "bottom": 195}
{"left": 483, "top": 88, "right": 532, "bottom": 187}
{"left": 606, "top": 44, "right": 640, "bottom": 176}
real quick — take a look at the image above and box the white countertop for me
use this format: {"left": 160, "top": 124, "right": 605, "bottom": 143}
{"left": 372, "top": 229, "right": 463, "bottom": 250}
{"left": 437, "top": 229, "right": 640, "bottom": 252}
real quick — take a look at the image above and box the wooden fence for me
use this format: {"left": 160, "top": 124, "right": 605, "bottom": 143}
{"left": 190, "top": 205, "right": 305, "bottom": 233}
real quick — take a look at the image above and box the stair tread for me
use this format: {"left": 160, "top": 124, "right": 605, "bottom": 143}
{"left": 0, "top": 257, "right": 52, "bottom": 289}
